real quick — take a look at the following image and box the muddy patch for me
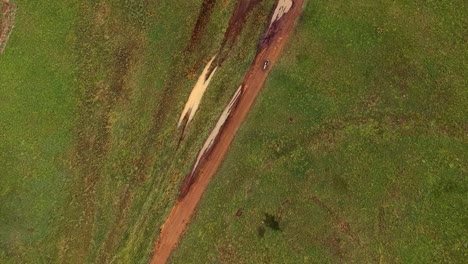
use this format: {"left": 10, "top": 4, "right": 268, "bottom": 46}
{"left": 269, "top": 0, "right": 293, "bottom": 27}
{"left": 0, "top": 0, "right": 17, "bottom": 54}
{"left": 178, "top": 55, "right": 218, "bottom": 132}
{"left": 259, "top": 0, "right": 294, "bottom": 49}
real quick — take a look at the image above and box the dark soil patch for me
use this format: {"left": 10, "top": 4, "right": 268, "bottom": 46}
{"left": 218, "top": 0, "right": 262, "bottom": 64}
{"left": 325, "top": 232, "right": 345, "bottom": 258}
{"left": 235, "top": 209, "right": 242, "bottom": 217}
{"left": 184, "top": 0, "right": 262, "bottom": 79}
{"left": 309, "top": 195, "right": 359, "bottom": 244}
{"left": 185, "top": 0, "right": 218, "bottom": 53}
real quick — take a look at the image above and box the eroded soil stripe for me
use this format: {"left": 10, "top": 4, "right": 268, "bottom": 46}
{"left": 0, "top": 0, "right": 17, "bottom": 54}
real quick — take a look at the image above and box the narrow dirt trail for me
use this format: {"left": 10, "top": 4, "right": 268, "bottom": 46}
{"left": 150, "top": 1, "right": 304, "bottom": 263}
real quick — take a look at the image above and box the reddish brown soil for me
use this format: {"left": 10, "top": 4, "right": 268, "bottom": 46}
{"left": 150, "top": 1, "right": 304, "bottom": 263}
{"left": 0, "top": 0, "right": 16, "bottom": 54}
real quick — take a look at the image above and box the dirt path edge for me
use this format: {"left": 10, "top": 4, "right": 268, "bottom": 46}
{"left": 150, "top": 1, "right": 305, "bottom": 263}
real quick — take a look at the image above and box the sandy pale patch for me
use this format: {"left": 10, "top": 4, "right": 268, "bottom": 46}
{"left": 178, "top": 55, "right": 218, "bottom": 129}
{"left": 268, "top": 0, "right": 293, "bottom": 28}
{"left": 191, "top": 85, "right": 242, "bottom": 174}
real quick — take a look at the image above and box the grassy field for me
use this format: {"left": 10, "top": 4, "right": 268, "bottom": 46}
{"left": 0, "top": 1, "right": 79, "bottom": 261}
{"left": 0, "top": 0, "right": 277, "bottom": 263}
{"left": 170, "top": 0, "right": 467, "bottom": 263}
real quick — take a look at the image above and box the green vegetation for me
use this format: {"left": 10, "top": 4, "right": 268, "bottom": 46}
{"left": 170, "top": 0, "right": 467, "bottom": 263}
{"left": 0, "top": 1, "right": 79, "bottom": 261}
{"left": 2, "top": 0, "right": 466, "bottom": 263}
{"left": 0, "top": 0, "right": 276, "bottom": 263}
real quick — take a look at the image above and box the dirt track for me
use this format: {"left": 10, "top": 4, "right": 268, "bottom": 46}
{"left": 150, "top": 1, "right": 304, "bottom": 263}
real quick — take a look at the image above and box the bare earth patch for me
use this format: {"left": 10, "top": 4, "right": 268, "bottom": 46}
{"left": 177, "top": 55, "right": 218, "bottom": 132}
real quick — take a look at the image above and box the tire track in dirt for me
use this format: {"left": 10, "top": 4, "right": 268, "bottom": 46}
{"left": 185, "top": 0, "right": 218, "bottom": 53}
{"left": 176, "top": 0, "right": 262, "bottom": 143}
{"left": 217, "top": 0, "right": 262, "bottom": 65}
{"left": 150, "top": 1, "right": 304, "bottom": 263}
{"left": 178, "top": 85, "right": 242, "bottom": 198}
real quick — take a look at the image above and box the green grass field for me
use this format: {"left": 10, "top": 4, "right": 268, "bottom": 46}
{"left": 0, "top": 0, "right": 277, "bottom": 263}
{"left": 1, "top": 0, "right": 466, "bottom": 263}
{"left": 0, "top": 1, "right": 79, "bottom": 261}
{"left": 170, "top": 0, "right": 467, "bottom": 263}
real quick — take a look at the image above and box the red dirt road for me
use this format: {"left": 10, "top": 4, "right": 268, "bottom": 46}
{"left": 150, "top": 1, "right": 304, "bottom": 263}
